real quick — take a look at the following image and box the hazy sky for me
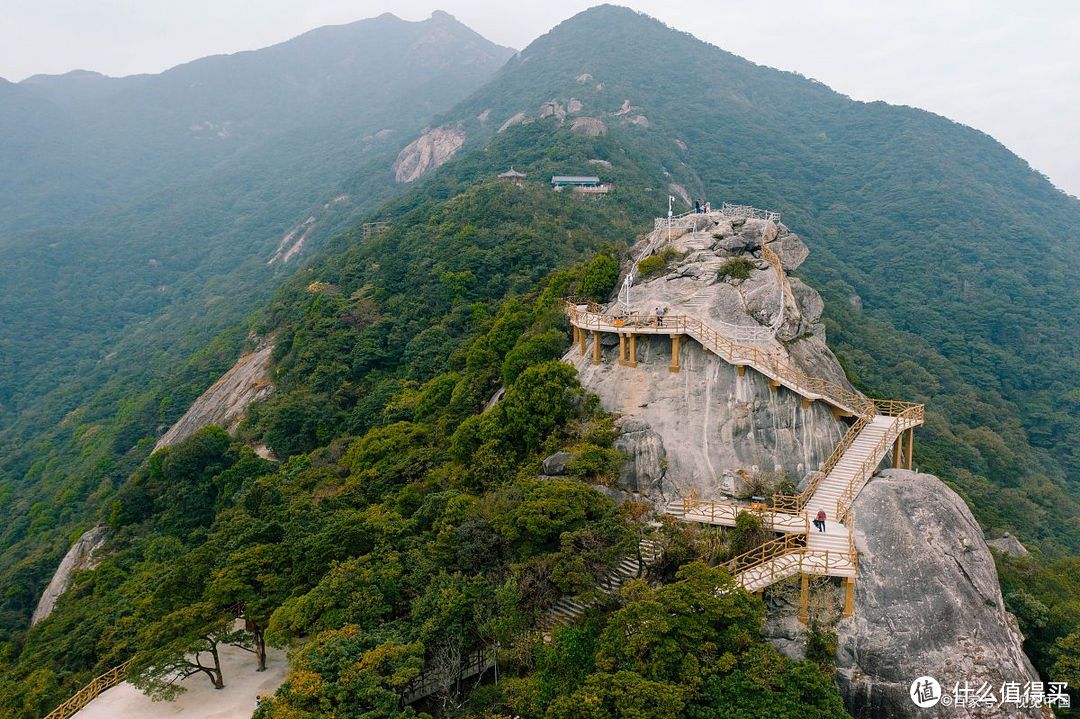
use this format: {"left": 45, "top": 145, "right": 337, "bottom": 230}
{"left": 5, "top": 1, "right": 1079, "bottom": 197}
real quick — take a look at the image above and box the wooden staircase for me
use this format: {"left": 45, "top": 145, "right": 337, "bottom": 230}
{"left": 564, "top": 206, "right": 925, "bottom": 601}
{"left": 405, "top": 538, "right": 663, "bottom": 705}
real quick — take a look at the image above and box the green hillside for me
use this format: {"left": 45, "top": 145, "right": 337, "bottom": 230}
{"left": 422, "top": 4, "right": 1080, "bottom": 554}
{"left": 3, "top": 5, "right": 1080, "bottom": 717}
{"left": 0, "top": 10, "right": 513, "bottom": 428}
{"left": 0, "top": 12, "right": 513, "bottom": 627}
{"left": 0, "top": 119, "right": 855, "bottom": 718}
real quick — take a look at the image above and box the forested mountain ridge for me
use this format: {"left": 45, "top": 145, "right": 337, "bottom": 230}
{"left": 0, "top": 11, "right": 513, "bottom": 425}
{"left": 4, "top": 5, "right": 1080, "bottom": 718}
{"left": 2, "top": 10, "right": 513, "bottom": 235}
{"left": 401, "top": 4, "right": 1080, "bottom": 555}
{"left": 0, "top": 11, "right": 512, "bottom": 650}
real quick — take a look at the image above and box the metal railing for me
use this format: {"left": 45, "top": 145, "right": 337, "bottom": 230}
{"left": 719, "top": 202, "right": 782, "bottom": 223}
{"left": 43, "top": 659, "right": 132, "bottom": 719}
{"left": 652, "top": 203, "right": 782, "bottom": 231}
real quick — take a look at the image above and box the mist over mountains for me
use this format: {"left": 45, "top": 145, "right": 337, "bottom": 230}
{"left": 2, "top": 6, "right": 1079, "bottom": 717}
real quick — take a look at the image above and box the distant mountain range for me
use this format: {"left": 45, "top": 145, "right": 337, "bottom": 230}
{"left": 3, "top": 6, "right": 1080, "bottom": 716}
{"left": 0, "top": 10, "right": 512, "bottom": 453}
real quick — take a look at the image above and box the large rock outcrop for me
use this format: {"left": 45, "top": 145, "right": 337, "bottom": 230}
{"left": 566, "top": 216, "right": 851, "bottom": 503}
{"left": 393, "top": 125, "right": 465, "bottom": 183}
{"left": 837, "top": 470, "right": 1042, "bottom": 719}
{"left": 569, "top": 339, "right": 844, "bottom": 502}
{"left": 32, "top": 526, "right": 108, "bottom": 625}
{"left": 154, "top": 343, "right": 274, "bottom": 452}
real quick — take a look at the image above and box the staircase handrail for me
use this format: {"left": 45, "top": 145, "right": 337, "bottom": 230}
{"left": 834, "top": 403, "right": 924, "bottom": 522}
{"left": 725, "top": 529, "right": 808, "bottom": 577}
{"left": 43, "top": 659, "right": 132, "bottom": 719}
{"left": 726, "top": 515, "right": 857, "bottom": 592}
{"left": 564, "top": 299, "right": 874, "bottom": 417}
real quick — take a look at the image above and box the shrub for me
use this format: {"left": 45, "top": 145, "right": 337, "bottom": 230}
{"left": 728, "top": 511, "right": 768, "bottom": 559}
{"left": 566, "top": 443, "right": 623, "bottom": 485}
{"left": 637, "top": 255, "right": 666, "bottom": 278}
{"left": 637, "top": 248, "right": 683, "bottom": 279}
{"left": 578, "top": 254, "right": 620, "bottom": 302}
{"left": 806, "top": 621, "right": 838, "bottom": 670}
{"left": 717, "top": 256, "right": 755, "bottom": 281}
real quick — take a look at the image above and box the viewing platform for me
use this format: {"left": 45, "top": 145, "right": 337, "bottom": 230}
{"left": 562, "top": 202, "right": 926, "bottom": 614}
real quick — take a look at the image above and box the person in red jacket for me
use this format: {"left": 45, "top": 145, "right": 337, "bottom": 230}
{"left": 814, "top": 510, "right": 827, "bottom": 532}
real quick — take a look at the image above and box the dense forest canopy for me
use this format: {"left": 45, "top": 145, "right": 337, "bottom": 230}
{"left": 2, "top": 4, "right": 1079, "bottom": 717}
{"left": 0, "top": 11, "right": 514, "bottom": 632}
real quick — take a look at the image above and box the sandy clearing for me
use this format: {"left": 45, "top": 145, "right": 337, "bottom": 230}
{"left": 74, "top": 644, "right": 287, "bottom": 719}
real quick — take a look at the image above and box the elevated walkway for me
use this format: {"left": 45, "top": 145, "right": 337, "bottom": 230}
{"left": 564, "top": 204, "right": 925, "bottom": 610}
{"left": 404, "top": 538, "right": 662, "bottom": 704}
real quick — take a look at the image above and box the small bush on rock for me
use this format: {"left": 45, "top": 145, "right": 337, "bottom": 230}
{"left": 717, "top": 256, "right": 755, "bottom": 281}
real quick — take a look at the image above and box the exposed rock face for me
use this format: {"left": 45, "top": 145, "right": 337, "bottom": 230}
{"left": 498, "top": 112, "right": 527, "bottom": 133}
{"left": 667, "top": 183, "right": 692, "bottom": 207}
{"left": 154, "top": 343, "right": 274, "bottom": 452}
{"left": 538, "top": 100, "right": 566, "bottom": 122}
{"left": 986, "top": 533, "right": 1031, "bottom": 558}
{"left": 612, "top": 417, "right": 667, "bottom": 495}
{"left": 567, "top": 98, "right": 583, "bottom": 114}
{"left": 542, "top": 451, "right": 572, "bottom": 476}
{"left": 838, "top": 470, "right": 1041, "bottom": 719}
{"left": 32, "top": 526, "right": 108, "bottom": 625}
{"left": 393, "top": 125, "right": 465, "bottom": 183}
{"left": 570, "top": 116, "right": 607, "bottom": 137}
{"left": 566, "top": 216, "right": 852, "bottom": 503}
{"left": 268, "top": 215, "right": 316, "bottom": 265}
{"left": 569, "top": 341, "right": 844, "bottom": 503}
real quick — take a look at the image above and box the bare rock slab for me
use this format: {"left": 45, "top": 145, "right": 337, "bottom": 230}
{"left": 838, "top": 469, "right": 1042, "bottom": 719}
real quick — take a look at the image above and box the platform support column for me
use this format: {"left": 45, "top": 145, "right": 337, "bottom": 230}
{"left": 736, "top": 365, "right": 746, "bottom": 377}
{"left": 798, "top": 573, "right": 810, "bottom": 625}
{"left": 843, "top": 577, "right": 855, "bottom": 618}
{"left": 801, "top": 397, "right": 811, "bottom": 409}
{"left": 669, "top": 334, "right": 681, "bottom": 373}
{"left": 591, "top": 331, "right": 601, "bottom": 365}
{"left": 893, "top": 435, "right": 903, "bottom": 469}
{"left": 628, "top": 333, "right": 637, "bottom": 367}
{"left": 906, "top": 429, "right": 914, "bottom": 470}
{"left": 577, "top": 327, "right": 586, "bottom": 356}
{"left": 618, "top": 333, "right": 627, "bottom": 366}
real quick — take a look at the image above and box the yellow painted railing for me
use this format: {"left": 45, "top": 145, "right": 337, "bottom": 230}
{"left": 726, "top": 529, "right": 808, "bottom": 577}
{"left": 43, "top": 659, "right": 132, "bottom": 719}
{"left": 724, "top": 516, "right": 858, "bottom": 590}
{"left": 565, "top": 296, "right": 876, "bottom": 418}
{"left": 834, "top": 403, "right": 924, "bottom": 522}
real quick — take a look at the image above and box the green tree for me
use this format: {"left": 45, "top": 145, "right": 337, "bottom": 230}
{"left": 545, "top": 671, "right": 683, "bottom": 719}
{"left": 207, "top": 543, "right": 291, "bottom": 671}
{"left": 130, "top": 602, "right": 242, "bottom": 699}
{"left": 689, "top": 644, "right": 849, "bottom": 719}
{"left": 577, "top": 254, "right": 619, "bottom": 302}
